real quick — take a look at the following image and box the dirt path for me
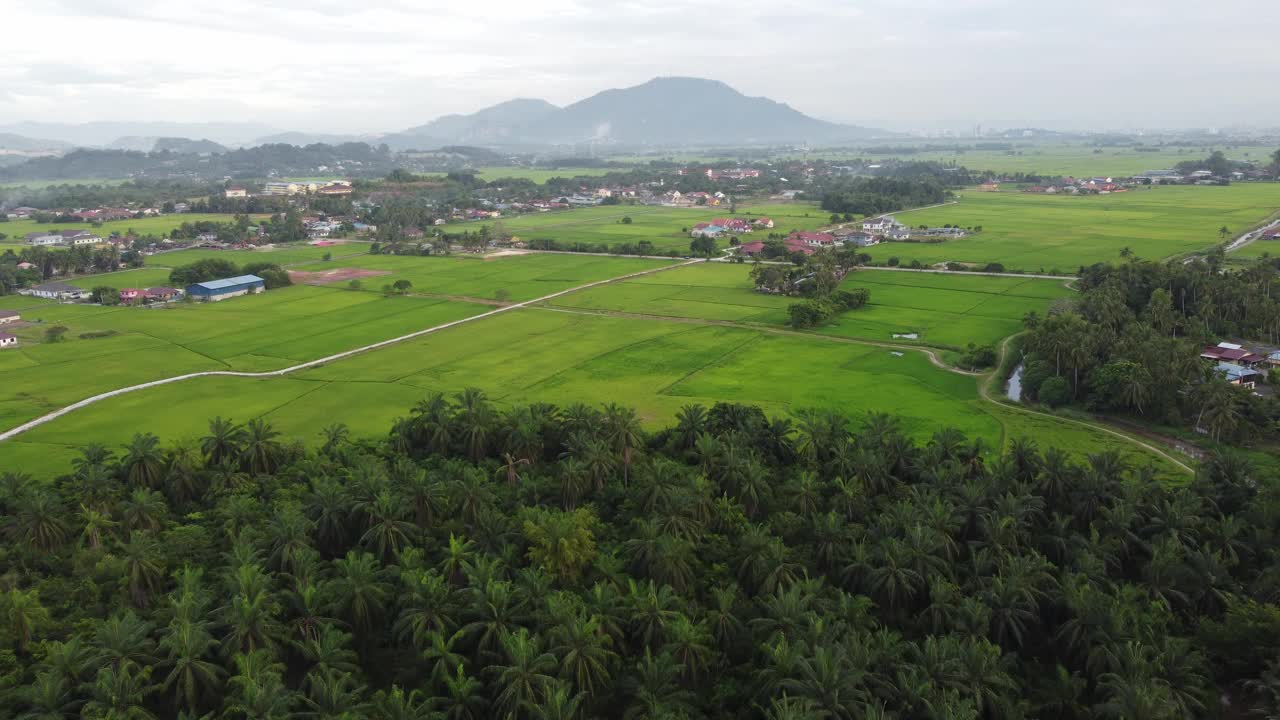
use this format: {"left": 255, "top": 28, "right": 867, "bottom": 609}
{"left": 1225, "top": 215, "right": 1280, "bottom": 253}
{"left": 0, "top": 260, "right": 699, "bottom": 443}
{"left": 977, "top": 334, "right": 1195, "bottom": 475}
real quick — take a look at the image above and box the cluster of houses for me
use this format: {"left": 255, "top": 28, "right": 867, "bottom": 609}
{"left": 738, "top": 230, "right": 841, "bottom": 257}
{"left": 0, "top": 309, "right": 19, "bottom": 350}
{"left": 23, "top": 229, "right": 106, "bottom": 247}
{"left": 662, "top": 190, "right": 727, "bottom": 207}
{"left": 229, "top": 180, "right": 353, "bottom": 198}
{"left": 5, "top": 205, "right": 167, "bottom": 221}
{"left": 677, "top": 167, "right": 762, "bottom": 181}
{"left": 689, "top": 217, "right": 774, "bottom": 238}
{"left": 1200, "top": 342, "right": 1279, "bottom": 391}
{"left": 15, "top": 274, "right": 265, "bottom": 310}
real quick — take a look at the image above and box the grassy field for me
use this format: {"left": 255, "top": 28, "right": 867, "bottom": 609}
{"left": 474, "top": 202, "right": 829, "bottom": 253}
{"left": 0, "top": 253, "right": 680, "bottom": 437}
{"left": 153, "top": 242, "right": 364, "bottom": 267}
{"left": 548, "top": 262, "right": 1073, "bottom": 349}
{"left": 0, "top": 214, "right": 267, "bottom": 246}
{"left": 850, "top": 143, "right": 1278, "bottom": 177}
{"left": 874, "top": 184, "right": 1280, "bottom": 271}
{"left": 473, "top": 167, "right": 619, "bottom": 183}
{"left": 0, "top": 306, "right": 1179, "bottom": 478}
{"left": 288, "top": 252, "right": 677, "bottom": 302}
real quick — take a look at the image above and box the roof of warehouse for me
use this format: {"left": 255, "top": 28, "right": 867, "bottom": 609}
{"left": 191, "top": 275, "right": 265, "bottom": 291}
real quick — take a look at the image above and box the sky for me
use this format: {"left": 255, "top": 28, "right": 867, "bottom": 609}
{"left": 3, "top": 0, "right": 1279, "bottom": 137}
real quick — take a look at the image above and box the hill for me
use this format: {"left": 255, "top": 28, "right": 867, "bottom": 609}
{"left": 0, "top": 132, "right": 72, "bottom": 152}
{"left": 386, "top": 77, "right": 886, "bottom": 149}
{"left": 383, "top": 98, "right": 560, "bottom": 150}
{"left": 526, "top": 77, "right": 881, "bottom": 145}
{"left": 0, "top": 121, "right": 278, "bottom": 148}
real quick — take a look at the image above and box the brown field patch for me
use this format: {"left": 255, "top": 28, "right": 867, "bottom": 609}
{"left": 288, "top": 267, "right": 391, "bottom": 285}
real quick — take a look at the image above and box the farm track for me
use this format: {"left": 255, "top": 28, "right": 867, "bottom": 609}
{"left": 0, "top": 259, "right": 699, "bottom": 443}
{"left": 978, "top": 333, "right": 1195, "bottom": 475}
{"left": 538, "top": 305, "right": 1195, "bottom": 474}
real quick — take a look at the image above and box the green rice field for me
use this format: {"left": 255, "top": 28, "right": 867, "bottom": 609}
{"left": 874, "top": 184, "right": 1280, "bottom": 271}
{"left": 854, "top": 143, "right": 1275, "bottom": 177}
{"left": 478, "top": 202, "right": 829, "bottom": 253}
{"left": 0, "top": 253, "right": 677, "bottom": 436}
{"left": 0, "top": 214, "right": 269, "bottom": 246}
{"left": 0, "top": 306, "right": 1180, "bottom": 478}
{"left": 547, "top": 262, "right": 1074, "bottom": 349}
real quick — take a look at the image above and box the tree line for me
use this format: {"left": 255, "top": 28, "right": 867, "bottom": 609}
{"left": 6, "top": 390, "right": 1279, "bottom": 718}
{"left": 817, "top": 177, "right": 952, "bottom": 217}
{"left": 1018, "top": 255, "right": 1280, "bottom": 444}
{"left": 168, "top": 258, "right": 293, "bottom": 289}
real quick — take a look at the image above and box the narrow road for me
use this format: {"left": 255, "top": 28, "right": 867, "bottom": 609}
{"left": 0, "top": 259, "right": 698, "bottom": 443}
{"left": 977, "top": 334, "right": 1195, "bottom": 475}
{"left": 1225, "top": 216, "right": 1280, "bottom": 253}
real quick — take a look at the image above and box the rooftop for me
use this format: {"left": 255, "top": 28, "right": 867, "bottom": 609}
{"left": 191, "top": 274, "right": 265, "bottom": 291}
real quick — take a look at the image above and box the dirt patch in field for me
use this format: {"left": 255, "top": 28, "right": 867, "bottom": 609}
{"left": 484, "top": 249, "right": 533, "bottom": 260}
{"left": 288, "top": 267, "right": 391, "bottom": 285}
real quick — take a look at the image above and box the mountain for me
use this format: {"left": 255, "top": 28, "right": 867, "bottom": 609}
{"left": 0, "top": 132, "right": 72, "bottom": 153}
{"left": 528, "top": 77, "right": 879, "bottom": 145}
{"left": 385, "top": 78, "right": 884, "bottom": 148}
{"left": 383, "top": 99, "right": 560, "bottom": 150}
{"left": 0, "top": 121, "right": 279, "bottom": 148}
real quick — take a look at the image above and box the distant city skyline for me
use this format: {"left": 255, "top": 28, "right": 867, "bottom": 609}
{"left": 5, "top": 0, "right": 1279, "bottom": 136}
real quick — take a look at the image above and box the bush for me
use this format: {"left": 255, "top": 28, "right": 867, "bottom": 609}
{"left": 78, "top": 330, "right": 119, "bottom": 340}
{"left": 982, "top": 262, "right": 1005, "bottom": 273}
{"left": 887, "top": 256, "right": 900, "bottom": 267}
{"left": 787, "top": 300, "right": 832, "bottom": 329}
{"left": 1038, "top": 376, "right": 1071, "bottom": 407}
{"left": 960, "top": 343, "right": 997, "bottom": 370}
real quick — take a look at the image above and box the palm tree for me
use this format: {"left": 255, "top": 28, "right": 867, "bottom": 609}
{"left": 92, "top": 610, "right": 157, "bottom": 671}
{"left": 395, "top": 568, "right": 460, "bottom": 650}
{"left": 1218, "top": 225, "right": 1230, "bottom": 239}
{"left": 158, "top": 618, "right": 224, "bottom": 713}
{"left": 420, "top": 629, "right": 468, "bottom": 686}
{"left": 320, "top": 423, "right": 350, "bottom": 455}
{"left": 442, "top": 663, "right": 489, "bottom": 720}
{"left": 602, "top": 403, "right": 644, "bottom": 486}
{"left": 665, "top": 614, "right": 714, "bottom": 685}
{"left": 358, "top": 490, "right": 417, "bottom": 561}
{"left": 307, "top": 477, "right": 352, "bottom": 556}
{"left": 622, "top": 649, "right": 696, "bottom": 720}
{"left": 550, "top": 613, "right": 617, "bottom": 699}
{"left": 487, "top": 628, "right": 557, "bottom": 719}
{"left": 224, "top": 650, "right": 294, "bottom": 720}
{"left": 462, "top": 579, "right": 528, "bottom": 661}
{"left": 300, "top": 667, "right": 371, "bottom": 719}
{"left": 329, "top": 551, "right": 389, "bottom": 636}
{"left": 496, "top": 452, "right": 532, "bottom": 487}
{"left": 9, "top": 490, "right": 69, "bottom": 552}
{"left": 163, "top": 440, "right": 205, "bottom": 506}
{"left": 122, "top": 432, "right": 166, "bottom": 489}
{"left": 82, "top": 660, "right": 157, "bottom": 720}
{"left": 524, "top": 681, "right": 586, "bottom": 720}
{"left": 240, "top": 418, "right": 283, "bottom": 475}
{"left": 370, "top": 686, "right": 437, "bottom": 720}
{"left": 18, "top": 671, "right": 80, "bottom": 719}
{"left": 120, "top": 488, "right": 167, "bottom": 534}
{"left": 455, "top": 388, "right": 495, "bottom": 462}
{"left": 121, "top": 532, "right": 166, "bottom": 608}
{"left": 4, "top": 588, "right": 51, "bottom": 654}
{"left": 201, "top": 417, "right": 245, "bottom": 467}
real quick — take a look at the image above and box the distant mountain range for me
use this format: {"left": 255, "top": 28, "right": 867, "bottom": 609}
{"left": 0, "top": 78, "right": 889, "bottom": 158}
{"left": 383, "top": 77, "right": 886, "bottom": 149}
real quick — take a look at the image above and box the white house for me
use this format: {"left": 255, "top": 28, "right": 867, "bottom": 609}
{"left": 25, "top": 232, "right": 63, "bottom": 246}
{"left": 0, "top": 310, "right": 20, "bottom": 325}
{"left": 862, "top": 216, "right": 897, "bottom": 232}
{"left": 0, "top": 332, "right": 17, "bottom": 349}
{"left": 224, "top": 186, "right": 248, "bottom": 198}
{"left": 26, "top": 281, "right": 86, "bottom": 300}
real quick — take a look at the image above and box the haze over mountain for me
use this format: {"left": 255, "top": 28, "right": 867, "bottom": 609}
{"left": 0, "top": 132, "right": 72, "bottom": 153}
{"left": 385, "top": 78, "right": 887, "bottom": 149}
{"left": 0, "top": 121, "right": 279, "bottom": 149}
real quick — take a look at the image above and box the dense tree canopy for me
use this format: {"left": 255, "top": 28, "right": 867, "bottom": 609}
{"left": 3, "top": 392, "right": 1280, "bottom": 719}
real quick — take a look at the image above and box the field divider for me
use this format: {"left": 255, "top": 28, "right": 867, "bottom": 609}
{"left": 0, "top": 259, "right": 698, "bottom": 443}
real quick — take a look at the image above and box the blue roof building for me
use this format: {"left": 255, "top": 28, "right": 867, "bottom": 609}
{"left": 1216, "top": 362, "right": 1262, "bottom": 387}
{"left": 186, "top": 274, "right": 266, "bottom": 302}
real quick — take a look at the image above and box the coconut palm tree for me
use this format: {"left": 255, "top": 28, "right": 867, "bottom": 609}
{"left": 329, "top": 551, "right": 389, "bottom": 635}
{"left": 4, "top": 588, "right": 51, "bottom": 655}
{"left": 82, "top": 660, "right": 157, "bottom": 720}
{"left": 550, "top": 613, "right": 617, "bottom": 699}
{"left": 9, "top": 490, "right": 69, "bottom": 552}
{"left": 358, "top": 490, "right": 417, "bottom": 561}
{"left": 201, "top": 418, "right": 243, "bottom": 468}
{"left": 158, "top": 617, "right": 224, "bottom": 713}
{"left": 121, "top": 532, "right": 166, "bottom": 608}
{"left": 240, "top": 418, "right": 284, "bottom": 475}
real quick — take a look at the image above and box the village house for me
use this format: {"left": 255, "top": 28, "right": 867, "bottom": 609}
{"left": 753, "top": 217, "right": 774, "bottom": 229}
{"left": 690, "top": 223, "right": 725, "bottom": 239}
{"left": 790, "top": 231, "right": 837, "bottom": 248}
{"left": 224, "top": 186, "right": 248, "bottom": 198}
{"left": 0, "top": 332, "right": 17, "bottom": 350}
{"left": 25, "top": 281, "right": 86, "bottom": 300}
{"left": 145, "top": 287, "right": 180, "bottom": 301}
{"left": 0, "top": 310, "right": 20, "bottom": 325}
{"left": 24, "top": 231, "right": 63, "bottom": 247}
{"left": 5, "top": 206, "right": 38, "bottom": 220}
{"left": 862, "top": 216, "right": 898, "bottom": 233}
{"left": 835, "top": 229, "right": 880, "bottom": 247}
{"left": 1216, "top": 363, "right": 1263, "bottom": 389}
{"left": 318, "top": 185, "right": 353, "bottom": 196}
{"left": 118, "top": 288, "right": 144, "bottom": 304}
{"left": 1200, "top": 342, "right": 1267, "bottom": 367}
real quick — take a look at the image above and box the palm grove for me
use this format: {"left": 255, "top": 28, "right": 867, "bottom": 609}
{"left": 1018, "top": 255, "right": 1280, "bottom": 443}
{"left": 4, "top": 388, "right": 1280, "bottom": 719}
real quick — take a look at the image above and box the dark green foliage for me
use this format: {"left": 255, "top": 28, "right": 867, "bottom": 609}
{"left": 1038, "top": 375, "right": 1070, "bottom": 407}
{"left": 169, "top": 258, "right": 239, "bottom": 286}
{"left": 819, "top": 177, "right": 951, "bottom": 216}
{"left": 3, "top": 394, "right": 1280, "bottom": 718}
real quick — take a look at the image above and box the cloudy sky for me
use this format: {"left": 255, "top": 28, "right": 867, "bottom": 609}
{"left": 3, "top": 0, "right": 1278, "bottom": 136}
